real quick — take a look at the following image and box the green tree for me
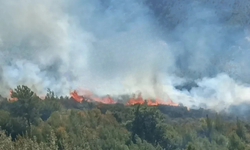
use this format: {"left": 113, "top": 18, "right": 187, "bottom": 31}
{"left": 10, "top": 85, "right": 41, "bottom": 127}
{"left": 0, "top": 129, "right": 14, "bottom": 150}
{"left": 236, "top": 117, "right": 246, "bottom": 141}
{"left": 206, "top": 115, "right": 213, "bottom": 141}
{"left": 131, "top": 104, "right": 179, "bottom": 148}
{"left": 0, "top": 110, "right": 10, "bottom": 130}
{"left": 40, "top": 89, "right": 62, "bottom": 121}
{"left": 214, "top": 114, "right": 224, "bottom": 133}
{"left": 186, "top": 142, "right": 196, "bottom": 150}
{"left": 228, "top": 132, "right": 245, "bottom": 150}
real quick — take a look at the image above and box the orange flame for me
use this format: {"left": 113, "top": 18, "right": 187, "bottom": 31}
{"left": 147, "top": 98, "right": 159, "bottom": 106}
{"left": 9, "top": 89, "right": 18, "bottom": 101}
{"left": 9, "top": 87, "right": 178, "bottom": 107}
{"left": 154, "top": 97, "right": 179, "bottom": 106}
{"left": 125, "top": 93, "right": 144, "bottom": 105}
{"left": 70, "top": 90, "right": 84, "bottom": 103}
{"left": 101, "top": 95, "right": 116, "bottom": 104}
{"left": 70, "top": 89, "right": 116, "bottom": 104}
{"left": 126, "top": 93, "right": 179, "bottom": 106}
{"left": 70, "top": 89, "right": 178, "bottom": 106}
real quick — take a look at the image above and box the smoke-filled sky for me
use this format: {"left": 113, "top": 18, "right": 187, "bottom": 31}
{"left": 1, "top": 0, "right": 250, "bottom": 110}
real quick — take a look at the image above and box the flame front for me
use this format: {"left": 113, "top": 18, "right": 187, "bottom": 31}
{"left": 9, "top": 87, "right": 178, "bottom": 107}
{"left": 9, "top": 89, "right": 18, "bottom": 101}
{"left": 70, "top": 90, "right": 84, "bottom": 103}
{"left": 147, "top": 99, "right": 159, "bottom": 106}
{"left": 70, "top": 89, "right": 116, "bottom": 104}
{"left": 125, "top": 93, "right": 179, "bottom": 106}
{"left": 70, "top": 89, "right": 178, "bottom": 107}
{"left": 125, "top": 93, "right": 144, "bottom": 105}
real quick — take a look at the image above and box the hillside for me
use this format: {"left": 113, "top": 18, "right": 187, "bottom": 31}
{"left": 1, "top": 0, "right": 250, "bottom": 149}
{"left": 0, "top": 85, "right": 249, "bottom": 150}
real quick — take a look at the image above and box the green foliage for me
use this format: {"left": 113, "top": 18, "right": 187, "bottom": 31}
{"left": 98, "top": 103, "right": 135, "bottom": 124}
{"left": 0, "top": 129, "right": 14, "bottom": 150}
{"left": 10, "top": 85, "right": 41, "bottom": 126}
{"left": 130, "top": 104, "right": 182, "bottom": 149}
{"left": 40, "top": 89, "right": 63, "bottom": 121}
{"left": 228, "top": 132, "right": 246, "bottom": 150}
{"left": 214, "top": 114, "right": 224, "bottom": 133}
{"left": 0, "top": 85, "right": 250, "bottom": 149}
{"left": 206, "top": 115, "right": 213, "bottom": 140}
{"left": 0, "top": 128, "right": 58, "bottom": 150}
{"left": 236, "top": 117, "right": 247, "bottom": 141}
{"left": 11, "top": 85, "right": 35, "bottom": 99}
{"left": 129, "top": 135, "right": 164, "bottom": 150}
{"left": 0, "top": 109, "right": 28, "bottom": 140}
{"left": 0, "top": 110, "right": 10, "bottom": 130}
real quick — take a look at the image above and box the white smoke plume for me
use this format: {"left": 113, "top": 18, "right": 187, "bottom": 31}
{"left": 1, "top": 0, "right": 250, "bottom": 111}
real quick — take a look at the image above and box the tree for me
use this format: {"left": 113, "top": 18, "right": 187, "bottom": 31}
{"left": 11, "top": 85, "right": 34, "bottom": 99}
{"left": 131, "top": 104, "right": 178, "bottom": 148}
{"left": 236, "top": 117, "right": 246, "bottom": 141}
{"left": 0, "top": 129, "right": 14, "bottom": 150}
{"left": 40, "top": 89, "right": 62, "bottom": 121}
{"left": 0, "top": 110, "right": 10, "bottom": 130}
{"left": 228, "top": 132, "right": 245, "bottom": 150}
{"left": 214, "top": 114, "right": 224, "bottom": 133}
{"left": 206, "top": 115, "right": 213, "bottom": 141}
{"left": 186, "top": 143, "right": 196, "bottom": 150}
{"left": 10, "top": 85, "right": 41, "bottom": 127}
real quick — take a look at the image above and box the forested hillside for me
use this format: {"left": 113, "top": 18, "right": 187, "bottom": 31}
{"left": 0, "top": 85, "right": 249, "bottom": 150}
{"left": 1, "top": 0, "right": 250, "bottom": 149}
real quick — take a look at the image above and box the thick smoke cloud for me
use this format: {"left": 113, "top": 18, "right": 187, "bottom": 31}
{"left": 1, "top": 0, "right": 250, "bottom": 111}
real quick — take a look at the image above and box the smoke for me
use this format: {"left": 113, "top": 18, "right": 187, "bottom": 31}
{"left": 167, "top": 74, "right": 250, "bottom": 110}
{"left": 1, "top": 0, "right": 250, "bottom": 111}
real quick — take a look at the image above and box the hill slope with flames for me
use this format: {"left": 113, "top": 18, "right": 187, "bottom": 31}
{"left": 69, "top": 89, "right": 179, "bottom": 107}
{"left": 1, "top": 0, "right": 250, "bottom": 149}
{"left": 0, "top": 85, "right": 250, "bottom": 150}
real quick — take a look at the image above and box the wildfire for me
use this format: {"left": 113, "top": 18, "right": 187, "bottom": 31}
{"left": 70, "top": 89, "right": 116, "bottom": 104}
{"left": 125, "top": 93, "right": 144, "bottom": 105}
{"left": 70, "top": 90, "right": 84, "bottom": 103}
{"left": 125, "top": 93, "right": 179, "bottom": 106}
{"left": 9, "top": 87, "right": 179, "bottom": 107}
{"left": 9, "top": 89, "right": 18, "bottom": 101}
{"left": 147, "top": 99, "right": 159, "bottom": 106}
{"left": 70, "top": 89, "right": 179, "bottom": 107}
